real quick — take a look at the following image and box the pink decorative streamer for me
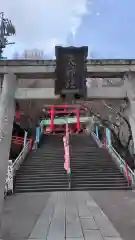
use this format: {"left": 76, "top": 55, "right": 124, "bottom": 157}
{"left": 63, "top": 123, "right": 70, "bottom": 173}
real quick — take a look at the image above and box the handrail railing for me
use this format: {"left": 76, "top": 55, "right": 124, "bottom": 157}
{"left": 107, "top": 144, "right": 135, "bottom": 185}
{"left": 91, "top": 132, "right": 103, "bottom": 148}
{"left": 12, "top": 136, "right": 24, "bottom": 140}
{"left": 12, "top": 135, "right": 33, "bottom": 147}
{"left": 91, "top": 132, "right": 135, "bottom": 186}
{"left": 12, "top": 141, "right": 29, "bottom": 176}
{"left": 5, "top": 139, "right": 33, "bottom": 197}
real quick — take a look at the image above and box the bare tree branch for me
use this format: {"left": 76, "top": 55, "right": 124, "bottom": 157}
{"left": 102, "top": 100, "right": 132, "bottom": 148}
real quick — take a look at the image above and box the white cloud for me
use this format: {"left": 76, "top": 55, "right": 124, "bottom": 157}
{"left": 1, "top": 0, "right": 89, "bottom": 58}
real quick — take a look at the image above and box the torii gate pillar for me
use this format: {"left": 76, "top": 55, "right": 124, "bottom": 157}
{"left": 0, "top": 72, "right": 16, "bottom": 229}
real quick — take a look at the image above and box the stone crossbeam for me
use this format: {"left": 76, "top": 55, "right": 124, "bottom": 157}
{"left": 0, "top": 59, "right": 135, "bottom": 78}
{"left": 14, "top": 86, "right": 126, "bottom": 99}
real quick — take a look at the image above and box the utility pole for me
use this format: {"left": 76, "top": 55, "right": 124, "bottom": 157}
{"left": 0, "top": 12, "right": 16, "bottom": 59}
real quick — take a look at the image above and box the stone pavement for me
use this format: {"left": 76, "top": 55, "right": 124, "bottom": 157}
{"left": 90, "top": 190, "right": 135, "bottom": 240}
{"left": 29, "top": 191, "right": 123, "bottom": 240}
{"left": 1, "top": 192, "right": 51, "bottom": 240}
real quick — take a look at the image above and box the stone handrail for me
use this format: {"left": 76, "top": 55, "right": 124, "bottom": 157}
{"left": 91, "top": 132, "right": 135, "bottom": 186}
{"left": 107, "top": 144, "right": 135, "bottom": 185}
{"left": 4, "top": 141, "right": 30, "bottom": 197}
{"left": 91, "top": 132, "right": 103, "bottom": 148}
{"left": 12, "top": 141, "right": 29, "bottom": 176}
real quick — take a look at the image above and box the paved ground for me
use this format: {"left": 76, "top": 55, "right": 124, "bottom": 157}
{"left": 0, "top": 192, "right": 51, "bottom": 240}
{"left": 1, "top": 191, "right": 124, "bottom": 240}
{"left": 29, "top": 191, "right": 123, "bottom": 240}
{"left": 1, "top": 191, "right": 135, "bottom": 240}
{"left": 90, "top": 190, "right": 135, "bottom": 240}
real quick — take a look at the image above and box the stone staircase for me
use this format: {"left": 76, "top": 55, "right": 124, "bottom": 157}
{"left": 15, "top": 134, "right": 131, "bottom": 193}
{"left": 15, "top": 135, "right": 68, "bottom": 193}
{"left": 70, "top": 134, "right": 131, "bottom": 190}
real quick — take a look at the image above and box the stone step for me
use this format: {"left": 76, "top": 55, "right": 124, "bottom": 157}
{"left": 15, "top": 134, "right": 130, "bottom": 193}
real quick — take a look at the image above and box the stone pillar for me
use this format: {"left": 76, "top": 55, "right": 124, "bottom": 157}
{"left": 0, "top": 72, "right": 16, "bottom": 227}
{"left": 124, "top": 72, "right": 135, "bottom": 153}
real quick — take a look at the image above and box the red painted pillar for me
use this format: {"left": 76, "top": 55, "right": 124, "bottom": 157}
{"left": 126, "top": 163, "right": 131, "bottom": 185}
{"left": 50, "top": 106, "right": 54, "bottom": 132}
{"left": 15, "top": 111, "right": 21, "bottom": 121}
{"left": 76, "top": 109, "right": 80, "bottom": 131}
{"left": 29, "top": 138, "right": 33, "bottom": 151}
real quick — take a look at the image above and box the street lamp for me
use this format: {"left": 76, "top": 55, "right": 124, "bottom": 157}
{"left": 0, "top": 12, "right": 16, "bottom": 58}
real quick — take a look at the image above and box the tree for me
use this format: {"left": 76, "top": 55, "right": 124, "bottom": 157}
{"left": 86, "top": 99, "right": 135, "bottom": 168}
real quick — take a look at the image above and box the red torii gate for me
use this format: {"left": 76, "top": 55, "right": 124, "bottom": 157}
{"left": 46, "top": 104, "right": 88, "bottom": 133}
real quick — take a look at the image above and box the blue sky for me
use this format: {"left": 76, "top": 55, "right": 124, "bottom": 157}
{"left": 2, "top": 0, "right": 135, "bottom": 59}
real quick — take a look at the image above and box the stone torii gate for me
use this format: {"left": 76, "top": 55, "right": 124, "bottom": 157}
{"left": 0, "top": 62, "right": 135, "bottom": 226}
